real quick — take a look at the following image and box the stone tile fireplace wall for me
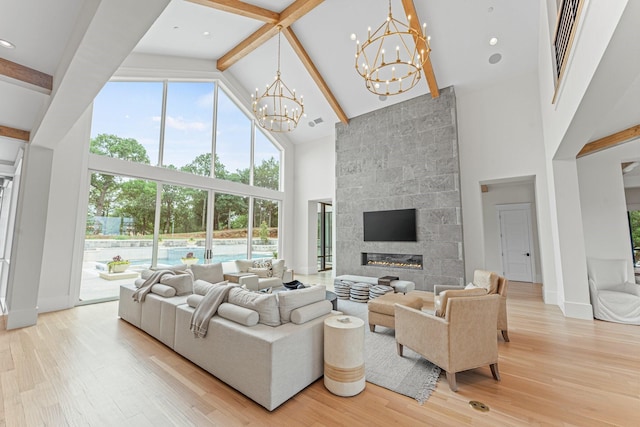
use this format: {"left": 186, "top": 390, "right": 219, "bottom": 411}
{"left": 335, "top": 87, "right": 464, "bottom": 291}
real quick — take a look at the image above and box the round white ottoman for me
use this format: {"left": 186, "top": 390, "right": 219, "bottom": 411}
{"left": 324, "top": 315, "right": 365, "bottom": 396}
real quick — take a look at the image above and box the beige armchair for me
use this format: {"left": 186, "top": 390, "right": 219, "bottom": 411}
{"left": 434, "top": 269, "right": 510, "bottom": 342}
{"left": 395, "top": 294, "right": 501, "bottom": 391}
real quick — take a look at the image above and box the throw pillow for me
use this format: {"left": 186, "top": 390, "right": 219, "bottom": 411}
{"left": 252, "top": 259, "right": 273, "bottom": 277}
{"left": 290, "top": 300, "right": 332, "bottom": 324}
{"left": 472, "top": 270, "right": 499, "bottom": 294}
{"left": 228, "top": 287, "right": 280, "bottom": 326}
{"left": 159, "top": 273, "right": 194, "bottom": 296}
{"left": 235, "top": 259, "right": 253, "bottom": 273}
{"left": 190, "top": 263, "right": 224, "bottom": 284}
{"left": 248, "top": 267, "right": 270, "bottom": 278}
{"left": 150, "top": 284, "right": 177, "bottom": 298}
{"left": 271, "top": 259, "right": 285, "bottom": 279}
{"left": 193, "top": 279, "right": 228, "bottom": 296}
{"left": 217, "top": 302, "right": 259, "bottom": 327}
{"left": 278, "top": 284, "right": 326, "bottom": 323}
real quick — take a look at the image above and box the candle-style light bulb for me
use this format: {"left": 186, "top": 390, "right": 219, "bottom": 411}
{"left": 381, "top": 49, "right": 385, "bottom": 64}
{"left": 396, "top": 45, "right": 400, "bottom": 62}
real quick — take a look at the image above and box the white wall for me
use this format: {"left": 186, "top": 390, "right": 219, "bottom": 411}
{"left": 481, "top": 183, "right": 542, "bottom": 283}
{"left": 538, "top": 0, "right": 630, "bottom": 159}
{"left": 456, "top": 72, "right": 556, "bottom": 296}
{"left": 38, "top": 108, "right": 91, "bottom": 312}
{"left": 292, "top": 134, "right": 335, "bottom": 275}
{"left": 578, "top": 139, "right": 640, "bottom": 279}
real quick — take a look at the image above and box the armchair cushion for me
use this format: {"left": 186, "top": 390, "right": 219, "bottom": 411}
{"left": 436, "top": 288, "right": 487, "bottom": 317}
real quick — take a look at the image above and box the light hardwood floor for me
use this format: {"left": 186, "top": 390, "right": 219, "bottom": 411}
{"left": 1, "top": 276, "right": 639, "bottom": 426}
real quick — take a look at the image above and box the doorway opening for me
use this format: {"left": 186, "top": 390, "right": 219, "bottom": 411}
{"left": 317, "top": 202, "right": 332, "bottom": 271}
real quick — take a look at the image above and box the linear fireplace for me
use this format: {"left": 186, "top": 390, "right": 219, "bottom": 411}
{"left": 362, "top": 253, "right": 423, "bottom": 270}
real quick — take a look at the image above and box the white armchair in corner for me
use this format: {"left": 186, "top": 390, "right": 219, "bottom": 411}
{"left": 587, "top": 258, "right": 640, "bottom": 325}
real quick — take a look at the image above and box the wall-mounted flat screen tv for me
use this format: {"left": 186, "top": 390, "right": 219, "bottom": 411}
{"left": 363, "top": 208, "right": 417, "bottom": 242}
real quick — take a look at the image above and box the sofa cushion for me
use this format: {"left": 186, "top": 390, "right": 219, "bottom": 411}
{"left": 248, "top": 267, "right": 271, "bottom": 278}
{"left": 159, "top": 273, "right": 193, "bottom": 296}
{"left": 193, "top": 279, "right": 228, "bottom": 296}
{"left": 190, "top": 263, "right": 224, "bottom": 284}
{"left": 150, "top": 284, "right": 177, "bottom": 298}
{"left": 228, "top": 287, "right": 281, "bottom": 327}
{"left": 290, "top": 300, "right": 332, "bottom": 325}
{"left": 217, "top": 302, "right": 259, "bottom": 326}
{"left": 187, "top": 294, "right": 204, "bottom": 308}
{"left": 235, "top": 259, "right": 253, "bottom": 273}
{"left": 436, "top": 288, "right": 488, "bottom": 317}
{"left": 278, "top": 285, "right": 326, "bottom": 323}
{"left": 134, "top": 278, "right": 146, "bottom": 288}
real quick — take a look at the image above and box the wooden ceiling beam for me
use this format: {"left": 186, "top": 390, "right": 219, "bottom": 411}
{"left": 401, "top": 0, "right": 439, "bottom": 98}
{"left": 0, "top": 57, "right": 52, "bottom": 92}
{"left": 216, "top": 0, "right": 324, "bottom": 71}
{"left": 577, "top": 124, "right": 640, "bottom": 158}
{"left": 283, "top": 27, "right": 348, "bottom": 124}
{"left": 0, "top": 125, "right": 30, "bottom": 142}
{"left": 185, "top": 0, "right": 279, "bottom": 23}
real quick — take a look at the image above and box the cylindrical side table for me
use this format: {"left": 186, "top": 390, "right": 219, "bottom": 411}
{"left": 324, "top": 315, "right": 365, "bottom": 396}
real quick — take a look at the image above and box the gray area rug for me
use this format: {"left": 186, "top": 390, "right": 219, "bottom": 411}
{"left": 337, "top": 299, "right": 441, "bottom": 404}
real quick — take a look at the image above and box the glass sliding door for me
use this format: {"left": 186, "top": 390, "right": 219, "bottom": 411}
{"left": 80, "top": 174, "right": 157, "bottom": 303}
{"left": 159, "top": 184, "right": 208, "bottom": 266}
{"left": 212, "top": 192, "right": 249, "bottom": 262}
{"left": 252, "top": 197, "right": 279, "bottom": 259}
{"left": 317, "top": 202, "right": 333, "bottom": 271}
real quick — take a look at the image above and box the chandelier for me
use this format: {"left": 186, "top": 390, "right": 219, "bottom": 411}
{"left": 354, "top": 0, "right": 430, "bottom": 96}
{"left": 252, "top": 26, "right": 304, "bottom": 132}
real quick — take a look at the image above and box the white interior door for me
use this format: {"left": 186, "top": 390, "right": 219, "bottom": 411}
{"left": 498, "top": 204, "right": 534, "bottom": 282}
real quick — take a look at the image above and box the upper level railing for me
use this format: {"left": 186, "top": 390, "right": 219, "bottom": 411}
{"left": 552, "top": 0, "right": 584, "bottom": 102}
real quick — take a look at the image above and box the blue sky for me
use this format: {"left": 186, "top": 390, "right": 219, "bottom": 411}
{"left": 91, "top": 81, "right": 279, "bottom": 173}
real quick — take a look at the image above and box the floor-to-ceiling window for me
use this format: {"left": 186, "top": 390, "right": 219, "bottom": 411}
{"left": 80, "top": 80, "right": 284, "bottom": 303}
{"left": 317, "top": 202, "right": 332, "bottom": 271}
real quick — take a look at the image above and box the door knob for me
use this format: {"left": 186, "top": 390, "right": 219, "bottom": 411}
{"left": 525, "top": 252, "right": 530, "bottom": 257}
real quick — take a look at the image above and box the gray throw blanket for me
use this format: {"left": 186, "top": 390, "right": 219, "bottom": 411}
{"left": 190, "top": 284, "right": 233, "bottom": 338}
{"left": 132, "top": 269, "right": 176, "bottom": 303}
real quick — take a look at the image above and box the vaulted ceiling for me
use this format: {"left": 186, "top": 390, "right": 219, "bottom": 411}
{"left": 0, "top": 0, "right": 564, "bottom": 170}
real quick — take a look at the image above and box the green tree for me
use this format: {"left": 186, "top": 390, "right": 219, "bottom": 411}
{"left": 116, "top": 180, "right": 157, "bottom": 235}
{"left": 89, "top": 134, "right": 150, "bottom": 218}
{"left": 254, "top": 156, "right": 279, "bottom": 190}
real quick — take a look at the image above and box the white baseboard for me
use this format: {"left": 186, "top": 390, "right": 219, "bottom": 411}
{"left": 562, "top": 301, "right": 594, "bottom": 320}
{"left": 37, "top": 295, "right": 74, "bottom": 313}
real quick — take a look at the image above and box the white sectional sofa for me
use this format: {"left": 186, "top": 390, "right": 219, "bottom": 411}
{"left": 118, "top": 261, "right": 334, "bottom": 411}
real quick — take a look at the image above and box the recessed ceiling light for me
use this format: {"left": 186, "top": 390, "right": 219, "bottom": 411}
{"left": 379, "top": 95, "right": 387, "bottom": 101}
{"left": 203, "top": 31, "right": 210, "bottom": 36}
{"left": 0, "top": 39, "right": 15, "bottom": 49}
{"left": 489, "top": 53, "right": 502, "bottom": 64}
{"left": 488, "top": 6, "right": 494, "bottom": 13}
{"left": 350, "top": 33, "right": 356, "bottom": 41}
{"left": 489, "top": 37, "right": 498, "bottom": 46}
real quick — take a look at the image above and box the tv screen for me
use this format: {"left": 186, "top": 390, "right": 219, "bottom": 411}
{"left": 363, "top": 209, "right": 417, "bottom": 242}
